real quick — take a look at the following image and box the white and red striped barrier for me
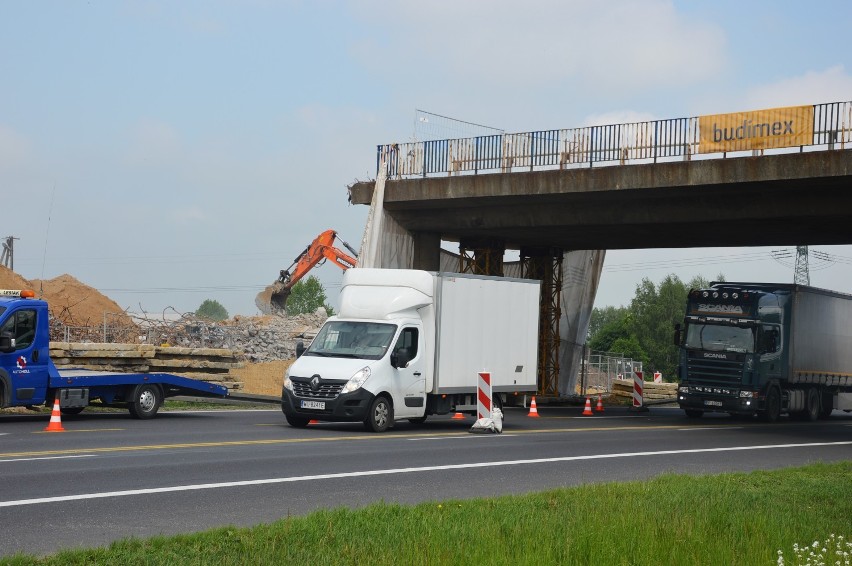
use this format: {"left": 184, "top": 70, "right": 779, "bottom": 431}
{"left": 477, "top": 371, "right": 492, "bottom": 420}
{"left": 633, "top": 370, "right": 644, "bottom": 408}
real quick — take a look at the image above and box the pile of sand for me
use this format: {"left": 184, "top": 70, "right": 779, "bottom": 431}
{"left": 0, "top": 266, "right": 131, "bottom": 326}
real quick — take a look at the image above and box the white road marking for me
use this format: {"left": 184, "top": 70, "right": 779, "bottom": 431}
{"left": 678, "top": 427, "right": 744, "bottom": 431}
{"left": 0, "top": 455, "right": 96, "bottom": 464}
{"left": 1, "top": 441, "right": 849, "bottom": 508}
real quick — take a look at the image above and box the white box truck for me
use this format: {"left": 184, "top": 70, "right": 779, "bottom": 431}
{"left": 281, "top": 269, "right": 540, "bottom": 431}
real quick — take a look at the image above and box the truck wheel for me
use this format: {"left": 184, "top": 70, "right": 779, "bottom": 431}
{"left": 128, "top": 384, "right": 162, "bottom": 419}
{"left": 364, "top": 396, "right": 392, "bottom": 432}
{"left": 804, "top": 388, "right": 820, "bottom": 422}
{"left": 760, "top": 387, "right": 781, "bottom": 423}
{"left": 285, "top": 414, "right": 310, "bottom": 428}
{"left": 60, "top": 407, "right": 85, "bottom": 416}
{"left": 684, "top": 408, "right": 703, "bottom": 418}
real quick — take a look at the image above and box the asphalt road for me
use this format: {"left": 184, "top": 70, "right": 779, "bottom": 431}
{"left": 1, "top": 404, "right": 850, "bottom": 558}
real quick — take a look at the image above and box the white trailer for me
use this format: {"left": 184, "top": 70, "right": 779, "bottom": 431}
{"left": 281, "top": 269, "right": 540, "bottom": 431}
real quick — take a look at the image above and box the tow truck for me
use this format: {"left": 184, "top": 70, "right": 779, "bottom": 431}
{"left": 0, "top": 289, "right": 228, "bottom": 419}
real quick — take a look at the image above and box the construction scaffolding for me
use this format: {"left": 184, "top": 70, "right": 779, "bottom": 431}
{"left": 520, "top": 247, "right": 563, "bottom": 397}
{"left": 458, "top": 238, "right": 505, "bottom": 276}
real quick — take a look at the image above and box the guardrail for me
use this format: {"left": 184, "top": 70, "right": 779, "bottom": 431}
{"left": 378, "top": 101, "right": 852, "bottom": 178}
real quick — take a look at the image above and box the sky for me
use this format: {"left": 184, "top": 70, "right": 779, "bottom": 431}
{"left": 2, "top": 0, "right": 851, "bottom": 318}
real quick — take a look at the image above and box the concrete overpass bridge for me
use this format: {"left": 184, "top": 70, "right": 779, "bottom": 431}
{"left": 347, "top": 101, "right": 852, "bottom": 397}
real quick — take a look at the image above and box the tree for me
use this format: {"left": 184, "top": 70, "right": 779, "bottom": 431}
{"left": 588, "top": 305, "right": 629, "bottom": 340}
{"left": 196, "top": 299, "right": 228, "bottom": 321}
{"left": 286, "top": 275, "right": 335, "bottom": 316}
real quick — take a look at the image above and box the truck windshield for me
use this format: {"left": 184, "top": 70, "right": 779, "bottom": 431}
{"left": 685, "top": 323, "right": 755, "bottom": 353}
{"left": 305, "top": 321, "right": 397, "bottom": 361}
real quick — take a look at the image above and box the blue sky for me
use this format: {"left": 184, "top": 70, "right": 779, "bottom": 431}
{"left": 2, "top": 0, "right": 851, "bottom": 317}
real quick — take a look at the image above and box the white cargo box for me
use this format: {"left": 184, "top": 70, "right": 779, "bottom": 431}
{"left": 432, "top": 273, "right": 540, "bottom": 394}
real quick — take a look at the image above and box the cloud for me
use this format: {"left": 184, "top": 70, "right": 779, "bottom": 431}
{"left": 0, "top": 126, "right": 33, "bottom": 172}
{"left": 352, "top": 0, "right": 727, "bottom": 91}
{"left": 745, "top": 65, "right": 852, "bottom": 109}
{"left": 581, "top": 110, "right": 657, "bottom": 127}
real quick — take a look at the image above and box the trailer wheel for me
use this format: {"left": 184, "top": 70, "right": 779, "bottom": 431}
{"left": 128, "top": 384, "right": 162, "bottom": 419}
{"left": 285, "top": 414, "right": 310, "bottom": 428}
{"left": 804, "top": 388, "right": 820, "bottom": 422}
{"left": 364, "top": 396, "right": 392, "bottom": 432}
{"left": 760, "top": 387, "right": 781, "bottom": 423}
{"left": 684, "top": 408, "right": 703, "bottom": 418}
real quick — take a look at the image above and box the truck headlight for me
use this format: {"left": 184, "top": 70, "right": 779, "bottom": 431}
{"left": 739, "top": 390, "right": 754, "bottom": 398}
{"left": 283, "top": 373, "right": 294, "bottom": 393}
{"left": 342, "top": 366, "right": 371, "bottom": 394}
{"left": 678, "top": 386, "right": 688, "bottom": 393}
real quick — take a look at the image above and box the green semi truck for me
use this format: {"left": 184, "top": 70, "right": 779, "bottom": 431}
{"left": 675, "top": 282, "right": 852, "bottom": 421}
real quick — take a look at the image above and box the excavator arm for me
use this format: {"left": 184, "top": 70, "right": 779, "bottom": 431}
{"left": 260, "top": 230, "right": 358, "bottom": 314}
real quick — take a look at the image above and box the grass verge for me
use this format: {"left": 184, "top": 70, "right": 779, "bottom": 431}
{"left": 2, "top": 461, "right": 850, "bottom": 565}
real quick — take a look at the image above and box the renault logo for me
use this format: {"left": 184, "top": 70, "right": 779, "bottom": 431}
{"left": 310, "top": 375, "right": 321, "bottom": 391}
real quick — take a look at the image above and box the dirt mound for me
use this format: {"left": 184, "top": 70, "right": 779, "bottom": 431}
{"left": 0, "top": 265, "right": 31, "bottom": 290}
{"left": 0, "top": 266, "right": 131, "bottom": 326}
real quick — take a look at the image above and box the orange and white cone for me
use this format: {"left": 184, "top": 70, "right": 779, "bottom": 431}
{"left": 527, "top": 396, "right": 540, "bottom": 417}
{"left": 595, "top": 393, "right": 604, "bottom": 413}
{"left": 44, "top": 396, "right": 65, "bottom": 432}
{"left": 582, "top": 396, "right": 594, "bottom": 416}
{"left": 452, "top": 411, "right": 466, "bottom": 419}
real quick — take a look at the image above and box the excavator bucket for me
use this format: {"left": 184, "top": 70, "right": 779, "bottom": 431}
{"left": 255, "top": 281, "right": 290, "bottom": 316}
{"left": 269, "top": 281, "right": 291, "bottom": 312}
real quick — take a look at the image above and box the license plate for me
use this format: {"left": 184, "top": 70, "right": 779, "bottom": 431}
{"left": 301, "top": 400, "right": 325, "bottom": 410}
{"left": 704, "top": 400, "right": 723, "bottom": 407}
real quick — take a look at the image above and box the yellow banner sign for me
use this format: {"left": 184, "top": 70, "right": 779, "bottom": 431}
{"left": 698, "top": 105, "right": 814, "bottom": 153}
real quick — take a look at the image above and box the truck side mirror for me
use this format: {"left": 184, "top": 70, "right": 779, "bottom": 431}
{"left": 673, "top": 324, "right": 682, "bottom": 347}
{"left": 0, "top": 331, "right": 13, "bottom": 353}
{"left": 391, "top": 348, "right": 410, "bottom": 369}
{"left": 295, "top": 341, "right": 306, "bottom": 358}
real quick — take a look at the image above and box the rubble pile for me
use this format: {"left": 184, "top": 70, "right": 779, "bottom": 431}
{"left": 220, "top": 310, "right": 328, "bottom": 362}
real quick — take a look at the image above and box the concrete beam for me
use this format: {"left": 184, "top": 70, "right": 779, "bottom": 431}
{"left": 349, "top": 150, "right": 852, "bottom": 250}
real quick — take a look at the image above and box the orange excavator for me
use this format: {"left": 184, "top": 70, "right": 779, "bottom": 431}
{"left": 256, "top": 229, "right": 358, "bottom": 314}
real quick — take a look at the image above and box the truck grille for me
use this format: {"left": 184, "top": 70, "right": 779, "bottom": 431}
{"left": 686, "top": 350, "right": 744, "bottom": 384}
{"left": 291, "top": 378, "right": 344, "bottom": 400}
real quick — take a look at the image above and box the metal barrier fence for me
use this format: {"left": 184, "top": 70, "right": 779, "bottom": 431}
{"left": 378, "top": 101, "right": 852, "bottom": 178}
{"left": 50, "top": 312, "right": 239, "bottom": 349}
{"left": 579, "top": 350, "right": 643, "bottom": 396}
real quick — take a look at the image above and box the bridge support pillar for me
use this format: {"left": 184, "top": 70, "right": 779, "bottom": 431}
{"left": 520, "top": 247, "right": 564, "bottom": 397}
{"left": 412, "top": 232, "right": 441, "bottom": 271}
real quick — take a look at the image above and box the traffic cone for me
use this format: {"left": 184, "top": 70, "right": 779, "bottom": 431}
{"left": 582, "top": 396, "right": 593, "bottom": 416}
{"left": 595, "top": 393, "right": 604, "bottom": 413}
{"left": 527, "top": 396, "right": 540, "bottom": 417}
{"left": 452, "top": 411, "right": 465, "bottom": 419}
{"left": 44, "top": 396, "right": 65, "bottom": 432}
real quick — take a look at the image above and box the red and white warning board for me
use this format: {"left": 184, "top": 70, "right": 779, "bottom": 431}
{"left": 653, "top": 371, "right": 662, "bottom": 383}
{"left": 633, "top": 370, "right": 644, "bottom": 408}
{"left": 477, "top": 371, "right": 492, "bottom": 420}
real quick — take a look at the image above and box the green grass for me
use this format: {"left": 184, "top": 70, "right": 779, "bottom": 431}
{"left": 3, "top": 461, "right": 850, "bottom": 565}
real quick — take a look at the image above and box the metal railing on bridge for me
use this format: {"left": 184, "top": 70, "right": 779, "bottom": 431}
{"left": 378, "top": 100, "right": 852, "bottom": 178}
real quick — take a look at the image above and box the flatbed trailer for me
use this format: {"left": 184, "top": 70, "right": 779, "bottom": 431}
{"left": 1, "top": 290, "right": 228, "bottom": 419}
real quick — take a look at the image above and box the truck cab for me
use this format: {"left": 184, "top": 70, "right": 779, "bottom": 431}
{"left": 0, "top": 290, "right": 51, "bottom": 408}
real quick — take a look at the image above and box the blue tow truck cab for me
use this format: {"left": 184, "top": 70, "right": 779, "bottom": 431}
{"left": 0, "top": 289, "right": 228, "bottom": 419}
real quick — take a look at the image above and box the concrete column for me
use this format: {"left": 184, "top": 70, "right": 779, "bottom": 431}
{"left": 412, "top": 232, "right": 441, "bottom": 271}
